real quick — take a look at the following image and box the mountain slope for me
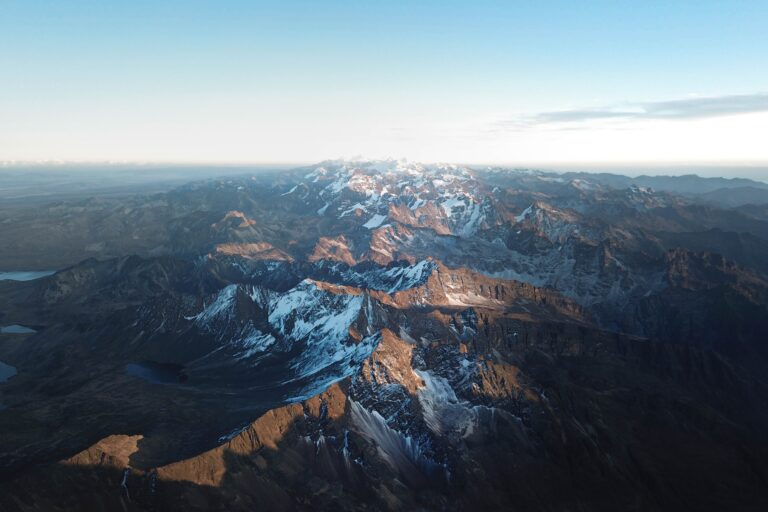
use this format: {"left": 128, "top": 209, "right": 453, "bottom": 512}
{"left": 2, "top": 160, "right": 768, "bottom": 511}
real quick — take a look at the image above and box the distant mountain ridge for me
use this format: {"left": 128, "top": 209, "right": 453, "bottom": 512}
{"left": 558, "top": 170, "right": 768, "bottom": 194}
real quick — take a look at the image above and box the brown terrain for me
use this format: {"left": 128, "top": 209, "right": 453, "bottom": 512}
{"left": 1, "top": 161, "right": 768, "bottom": 511}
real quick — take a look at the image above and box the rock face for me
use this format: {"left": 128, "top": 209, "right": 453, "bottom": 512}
{"left": 1, "top": 160, "right": 768, "bottom": 511}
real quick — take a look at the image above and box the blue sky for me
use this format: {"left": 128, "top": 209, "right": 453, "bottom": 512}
{"left": 1, "top": 0, "right": 767, "bottom": 165}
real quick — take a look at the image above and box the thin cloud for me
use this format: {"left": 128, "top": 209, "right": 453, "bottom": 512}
{"left": 496, "top": 93, "right": 768, "bottom": 131}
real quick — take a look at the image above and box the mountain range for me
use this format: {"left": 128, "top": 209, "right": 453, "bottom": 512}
{"left": 1, "top": 160, "right": 767, "bottom": 511}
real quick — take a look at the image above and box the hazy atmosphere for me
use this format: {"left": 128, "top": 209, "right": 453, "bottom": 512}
{"left": 2, "top": 1, "right": 768, "bottom": 168}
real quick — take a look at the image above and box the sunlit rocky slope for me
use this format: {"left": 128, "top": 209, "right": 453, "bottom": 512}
{"left": 1, "top": 160, "right": 768, "bottom": 511}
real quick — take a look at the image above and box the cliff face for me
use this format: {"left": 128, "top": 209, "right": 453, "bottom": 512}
{"left": 613, "top": 249, "right": 768, "bottom": 365}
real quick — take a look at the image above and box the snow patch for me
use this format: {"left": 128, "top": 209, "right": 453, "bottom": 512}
{"left": 350, "top": 399, "right": 444, "bottom": 485}
{"left": 415, "top": 370, "right": 477, "bottom": 438}
{"left": 515, "top": 204, "right": 533, "bottom": 223}
{"left": 363, "top": 214, "right": 387, "bottom": 229}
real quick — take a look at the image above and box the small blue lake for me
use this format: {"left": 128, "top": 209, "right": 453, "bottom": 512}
{"left": 0, "top": 325, "right": 37, "bottom": 334}
{"left": 126, "top": 362, "right": 188, "bottom": 384}
{"left": 0, "top": 271, "right": 56, "bottom": 281}
{"left": 0, "top": 361, "right": 18, "bottom": 383}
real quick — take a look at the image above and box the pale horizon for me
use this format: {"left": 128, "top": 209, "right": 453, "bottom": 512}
{"left": 2, "top": 2, "right": 768, "bottom": 168}
{"left": 3, "top": 158, "right": 768, "bottom": 182}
